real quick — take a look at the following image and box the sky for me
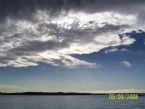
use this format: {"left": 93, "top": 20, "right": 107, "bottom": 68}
{"left": 0, "top": 0, "right": 145, "bottom": 93}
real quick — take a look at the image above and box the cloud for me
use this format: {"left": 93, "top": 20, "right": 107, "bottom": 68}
{"left": 0, "top": 1, "right": 144, "bottom": 68}
{"left": 104, "top": 48, "right": 118, "bottom": 54}
{"left": 82, "top": 89, "right": 145, "bottom": 93}
{"left": 0, "top": 0, "right": 145, "bottom": 20}
{"left": 104, "top": 48, "right": 128, "bottom": 54}
{"left": 122, "top": 61, "right": 132, "bottom": 68}
{"left": 105, "top": 89, "right": 145, "bottom": 93}
{"left": 0, "top": 84, "right": 28, "bottom": 93}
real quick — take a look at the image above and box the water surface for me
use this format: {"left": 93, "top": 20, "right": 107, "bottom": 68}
{"left": 0, "top": 95, "right": 145, "bottom": 109}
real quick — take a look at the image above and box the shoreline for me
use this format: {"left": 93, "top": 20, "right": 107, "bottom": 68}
{"left": 0, "top": 92, "right": 145, "bottom": 96}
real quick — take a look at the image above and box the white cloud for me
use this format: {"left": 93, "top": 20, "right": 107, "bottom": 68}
{"left": 104, "top": 48, "right": 128, "bottom": 54}
{"left": 81, "top": 89, "right": 145, "bottom": 93}
{"left": 105, "top": 89, "right": 145, "bottom": 93}
{"left": 0, "top": 10, "right": 144, "bottom": 68}
{"left": 104, "top": 48, "right": 118, "bottom": 54}
{"left": 122, "top": 61, "right": 132, "bottom": 68}
{"left": 120, "top": 48, "right": 128, "bottom": 52}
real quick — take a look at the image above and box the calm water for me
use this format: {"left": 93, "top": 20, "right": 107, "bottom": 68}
{"left": 0, "top": 95, "right": 145, "bottom": 109}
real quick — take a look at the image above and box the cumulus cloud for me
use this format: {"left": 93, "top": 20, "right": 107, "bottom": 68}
{"left": 0, "top": 0, "right": 144, "bottom": 68}
{"left": 122, "top": 61, "right": 132, "bottom": 68}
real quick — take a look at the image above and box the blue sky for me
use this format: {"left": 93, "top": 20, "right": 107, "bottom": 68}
{"left": 0, "top": 0, "right": 145, "bottom": 93}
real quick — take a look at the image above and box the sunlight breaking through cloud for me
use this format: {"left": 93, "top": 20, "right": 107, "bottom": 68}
{"left": 0, "top": 9, "right": 144, "bottom": 68}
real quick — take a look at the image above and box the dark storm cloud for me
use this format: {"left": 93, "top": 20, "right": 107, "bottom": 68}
{"left": 0, "top": 0, "right": 144, "bottom": 67}
{"left": 0, "top": 0, "right": 145, "bottom": 21}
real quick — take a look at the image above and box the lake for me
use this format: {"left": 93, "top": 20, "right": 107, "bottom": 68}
{"left": 0, "top": 95, "right": 145, "bottom": 109}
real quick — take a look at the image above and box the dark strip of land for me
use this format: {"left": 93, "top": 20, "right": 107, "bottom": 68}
{"left": 0, "top": 92, "right": 145, "bottom": 96}
{"left": 0, "top": 92, "right": 104, "bottom": 95}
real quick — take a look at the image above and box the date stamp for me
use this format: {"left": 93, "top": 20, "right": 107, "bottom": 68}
{"left": 108, "top": 93, "right": 139, "bottom": 100}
